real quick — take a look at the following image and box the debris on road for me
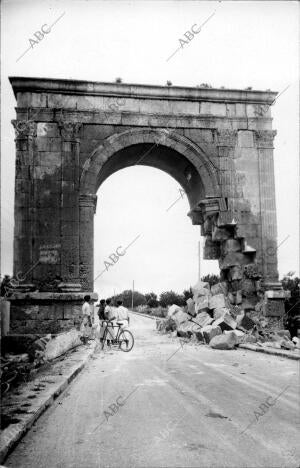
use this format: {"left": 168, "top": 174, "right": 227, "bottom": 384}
{"left": 156, "top": 280, "right": 299, "bottom": 354}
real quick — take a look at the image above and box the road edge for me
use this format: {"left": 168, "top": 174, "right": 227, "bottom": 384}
{"left": 238, "top": 343, "right": 300, "bottom": 360}
{"left": 0, "top": 341, "right": 97, "bottom": 464}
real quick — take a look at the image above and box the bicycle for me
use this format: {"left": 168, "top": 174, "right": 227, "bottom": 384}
{"left": 100, "top": 320, "right": 134, "bottom": 352}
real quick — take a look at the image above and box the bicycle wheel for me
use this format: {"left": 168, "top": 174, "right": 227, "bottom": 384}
{"left": 119, "top": 330, "right": 134, "bottom": 352}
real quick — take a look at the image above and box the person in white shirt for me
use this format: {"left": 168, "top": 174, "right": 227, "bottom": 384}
{"left": 104, "top": 298, "right": 116, "bottom": 344}
{"left": 116, "top": 300, "right": 130, "bottom": 329}
{"left": 80, "top": 295, "right": 93, "bottom": 344}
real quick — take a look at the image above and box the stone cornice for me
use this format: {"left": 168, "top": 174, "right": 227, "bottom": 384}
{"left": 14, "top": 108, "right": 274, "bottom": 130}
{"left": 9, "top": 76, "right": 278, "bottom": 105}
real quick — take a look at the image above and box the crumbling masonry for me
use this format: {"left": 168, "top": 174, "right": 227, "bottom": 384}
{"left": 8, "top": 77, "right": 286, "bottom": 333}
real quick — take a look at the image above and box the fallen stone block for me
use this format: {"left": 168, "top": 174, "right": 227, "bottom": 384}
{"left": 177, "top": 321, "right": 194, "bottom": 338}
{"left": 167, "top": 305, "right": 188, "bottom": 328}
{"left": 168, "top": 304, "right": 183, "bottom": 317}
{"left": 44, "top": 329, "right": 81, "bottom": 361}
{"left": 228, "top": 292, "right": 235, "bottom": 304}
{"left": 213, "top": 313, "right": 237, "bottom": 332}
{"left": 194, "top": 312, "right": 213, "bottom": 328}
{"left": 276, "top": 329, "right": 291, "bottom": 340}
{"left": 192, "top": 280, "right": 210, "bottom": 295}
{"left": 240, "top": 334, "right": 257, "bottom": 344}
{"left": 209, "top": 294, "right": 225, "bottom": 310}
{"left": 224, "top": 329, "right": 245, "bottom": 343}
{"left": 195, "top": 295, "right": 210, "bottom": 313}
{"left": 292, "top": 337, "right": 300, "bottom": 349}
{"left": 4, "top": 353, "right": 29, "bottom": 363}
{"left": 211, "top": 282, "right": 228, "bottom": 296}
{"left": 194, "top": 288, "right": 211, "bottom": 299}
{"left": 238, "top": 314, "right": 256, "bottom": 331}
{"left": 209, "top": 331, "right": 239, "bottom": 350}
{"left": 156, "top": 317, "right": 176, "bottom": 333}
{"left": 213, "top": 307, "right": 229, "bottom": 320}
{"left": 192, "top": 329, "right": 205, "bottom": 342}
{"left": 186, "top": 298, "right": 196, "bottom": 316}
{"left": 236, "top": 291, "right": 243, "bottom": 305}
{"left": 173, "top": 310, "right": 189, "bottom": 328}
{"left": 203, "top": 325, "right": 222, "bottom": 344}
{"left": 280, "top": 339, "right": 295, "bottom": 351}
{"left": 165, "top": 317, "right": 177, "bottom": 332}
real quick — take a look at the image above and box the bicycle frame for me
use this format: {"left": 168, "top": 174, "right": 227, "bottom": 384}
{"left": 101, "top": 320, "right": 123, "bottom": 343}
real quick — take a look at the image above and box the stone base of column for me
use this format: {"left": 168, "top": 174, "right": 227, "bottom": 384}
{"left": 261, "top": 289, "right": 290, "bottom": 330}
{"left": 8, "top": 292, "right": 98, "bottom": 334}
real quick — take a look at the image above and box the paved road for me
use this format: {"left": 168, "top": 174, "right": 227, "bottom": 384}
{"left": 5, "top": 313, "right": 300, "bottom": 468}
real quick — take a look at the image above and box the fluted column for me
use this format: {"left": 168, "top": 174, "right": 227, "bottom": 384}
{"left": 58, "top": 121, "right": 82, "bottom": 288}
{"left": 79, "top": 193, "right": 97, "bottom": 291}
{"left": 11, "top": 119, "right": 37, "bottom": 282}
{"left": 255, "top": 130, "right": 278, "bottom": 282}
{"left": 216, "top": 129, "right": 238, "bottom": 204}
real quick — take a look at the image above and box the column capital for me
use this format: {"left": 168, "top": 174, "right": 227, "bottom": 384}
{"left": 11, "top": 119, "right": 37, "bottom": 139}
{"left": 254, "top": 130, "right": 277, "bottom": 148}
{"left": 216, "top": 129, "right": 238, "bottom": 146}
{"left": 79, "top": 193, "right": 97, "bottom": 213}
{"left": 58, "top": 121, "right": 82, "bottom": 141}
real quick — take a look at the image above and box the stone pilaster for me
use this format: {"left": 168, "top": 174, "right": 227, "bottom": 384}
{"left": 79, "top": 193, "right": 97, "bottom": 291}
{"left": 58, "top": 121, "right": 82, "bottom": 287}
{"left": 215, "top": 129, "right": 239, "bottom": 207}
{"left": 254, "top": 130, "right": 278, "bottom": 282}
{"left": 11, "top": 119, "right": 37, "bottom": 282}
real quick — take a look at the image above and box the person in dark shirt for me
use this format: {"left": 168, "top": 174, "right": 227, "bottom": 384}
{"left": 97, "top": 299, "right": 106, "bottom": 320}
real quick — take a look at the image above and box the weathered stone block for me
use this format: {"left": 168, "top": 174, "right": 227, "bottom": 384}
{"left": 228, "top": 265, "right": 243, "bottom": 281}
{"left": 263, "top": 299, "right": 285, "bottom": 317}
{"left": 236, "top": 290, "right": 243, "bottom": 304}
{"left": 241, "top": 279, "right": 256, "bottom": 295}
{"left": 186, "top": 298, "right": 195, "bottom": 316}
{"left": 219, "top": 252, "right": 250, "bottom": 270}
{"left": 212, "top": 226, "right": 232, "bottom": 242}
{"left": 192, "top": 280, "right": 210, "bottom": 294}
{"left": 203, "top": 325, "right": 222, "bottom": 344}
{"left": 211, "top": 282, "right": 228, "bottom": 296}
{"left": 203, "top": 237, "right": 221, "bottom": 260}
{"left": 213, "top": 307, "right": 228, "bottom": 320}
{"left": 195, "top": 296, "right": 210, "bottom": 313}
{"left": 177, "top": 321, "right": 194, "bottom": 338}
{"left": 192, "top": 329, "right": 205, "bottom": 342}
{"left": 221, "top": 239, "right": 242, "bottom": 255}
{"left": 237, "top": 314, "right": 255, "bottom": 331}
{"left": 194, "top": 311, "right": 213, "bottom": 328}
{"left": 214, "top": 313, "right": 237, "bottom": 331}
{"left": 209, "top": 294, "right": 225, "bottom": 310}
{"left": 209, "top": 332, "right": 238, "bottom": 349}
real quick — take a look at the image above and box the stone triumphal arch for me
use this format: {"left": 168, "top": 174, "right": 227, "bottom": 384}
{"left": 9, "top": 77, "right": 285, "bottom": 333}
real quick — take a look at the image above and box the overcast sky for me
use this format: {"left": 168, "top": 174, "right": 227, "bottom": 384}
{"left": 1, "top": 0, "right": 299, "bottom": 298}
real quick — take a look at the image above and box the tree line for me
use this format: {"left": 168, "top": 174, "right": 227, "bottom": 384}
{"left": 108, "top": 274, "right": 221, "bottom": 308}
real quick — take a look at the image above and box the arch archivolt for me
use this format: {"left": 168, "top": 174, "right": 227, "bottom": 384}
{"left": 79, "top": 128, "right": 221, "bottom": 200}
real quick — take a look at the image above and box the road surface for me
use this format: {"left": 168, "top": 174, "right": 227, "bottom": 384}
{"left": 5, "top": 313, "right": 300, "bottom": 468}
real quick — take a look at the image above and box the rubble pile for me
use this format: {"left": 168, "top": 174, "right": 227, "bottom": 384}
{"left": 156, "top": 280, "right": 298, "bottom": 352}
